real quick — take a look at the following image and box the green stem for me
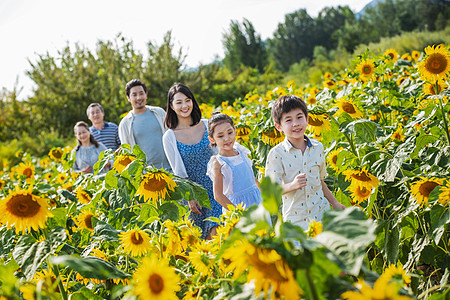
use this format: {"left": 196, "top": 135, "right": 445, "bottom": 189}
{"left": 304, "top": 268, "right": 319, "bottom": 300}
{"left": 52, "top": 264, "right": 68, "bottom": 300}
{"left": 438, "top": 96, "right": 450, "bottom": 146}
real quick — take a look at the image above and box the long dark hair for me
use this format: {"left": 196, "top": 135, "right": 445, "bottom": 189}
{"left": 165, "top": 83, "right": 201, "bottom": 129}
{"left": 74, "top": 121, "right": 99, "bottom": 151}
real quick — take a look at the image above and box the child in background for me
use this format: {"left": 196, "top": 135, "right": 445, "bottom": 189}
{"left": 72, "top": 121, "right": 110, "bottom": 174}
{"left": 207, "top": 112, "right": 264, "bottom": 214}
{"left": 265, "top": 95, "right": 345, "bottom": 231}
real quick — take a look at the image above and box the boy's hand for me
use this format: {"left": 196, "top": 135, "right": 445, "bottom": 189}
{"left": 331, "top": 201, "right": 346, "bottom": 210}
{"left": 291, "top": 173, "right": 307, "bottom": 191}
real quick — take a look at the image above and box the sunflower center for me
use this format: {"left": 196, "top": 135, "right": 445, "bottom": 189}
{"left": 425, "top": 53, "right": 447, "bottom": 75}
{"left": 148, "top": 273, "right": 164, "bottom": 294}
{"left": 120, "top": 157, "right": 133, "bottom": 167}
{"left": 342, "top": 102, "right": 356, "bottom": 114}
{"left": 351, "top": 172, "right": 371, "bottom": 182}
{"left": 359, "top": 187, "right": 371, "bottom": 197}
{"left": 7, "top": 194, "right": 41, "bottom": 217}
{"left": 23, "top": 168, "right": 33, "bottom": 178}
{"left": 362, "top": 65, "right": 372, "bottom": 75}
{"left": 332, "top": 155, "right": 338, "bottom": 164}
{"left": 263, "top": 130, "right": 282, "bottom": 139}
{"left": 84, "top": 214, "right": 94, "bottom": 229}
{"left": 51, "top": 150, "right": 63, "bottom": 159}
{"left": 308, "top": 117, "right": 324, "bottom": 126}
{"left": 131, "top": 232, "right": 144, "bottom": 245}
{"left": 144, "top": 178, "right": 167, "bottom": 192}
{"left": 388, "top": 53, "right": 394, "bottom": 59}
{"left": 419, "top": 181, "right": 439, "bottom": 197}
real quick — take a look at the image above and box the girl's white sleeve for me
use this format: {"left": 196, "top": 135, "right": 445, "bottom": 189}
{"left": 206, "top": 155, "right": 233, "bottom": 196}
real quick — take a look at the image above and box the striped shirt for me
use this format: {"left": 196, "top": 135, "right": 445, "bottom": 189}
{"left": 90, "top": 122, "right": 121, "bottom": 151}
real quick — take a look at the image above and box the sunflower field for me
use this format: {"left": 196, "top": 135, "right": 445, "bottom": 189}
{"left": 0, "top": 44, "right": 449, "bottom": 300}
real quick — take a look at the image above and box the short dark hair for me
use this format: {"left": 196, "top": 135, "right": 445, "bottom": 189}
{"left": 86, "top": 103, "right": 104, "bottom": 116}
{"left": 271, "top": 95, "right": 308, "bottom": 125}
{"left": 73, "top": 121, "right": 100, "bottom": 150}
{"left": 125, "top": 79, "right": 147, "bottom": 97}
{"left": 207, "top": 112, "right": 234, "bottom": 146}
{"left": 165, "top": 83, "right": 201, "bottom": 129}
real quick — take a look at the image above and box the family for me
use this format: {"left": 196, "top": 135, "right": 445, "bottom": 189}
{"left": 72, "top": 79, "right": 345, "bottom": 239}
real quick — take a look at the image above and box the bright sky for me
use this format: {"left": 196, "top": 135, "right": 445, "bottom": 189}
{"left": 0, "top": 0, "right": 372, "bottom": 99}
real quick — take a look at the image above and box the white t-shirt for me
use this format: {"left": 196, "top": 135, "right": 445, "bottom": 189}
{"left": 206, "top": 143, "right": 252, "bottom": 196}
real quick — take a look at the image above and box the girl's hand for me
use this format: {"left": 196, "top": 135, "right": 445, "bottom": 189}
{"left": 82, "top": 165, "right": 93, "bottom": 173}
{"left": 188, "top": 200, "right": 202, "bottom": 215}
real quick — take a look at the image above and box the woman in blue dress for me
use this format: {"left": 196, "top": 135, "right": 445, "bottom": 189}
{"left": 162, "top": 83, "right": 222, "bottom": 239}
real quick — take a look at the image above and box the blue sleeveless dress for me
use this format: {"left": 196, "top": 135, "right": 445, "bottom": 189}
{"left": 219, "top": 148, "right": 263, "bottom": 212}
{"left": 177, "top": 126, "right": 222, "bottom": 239}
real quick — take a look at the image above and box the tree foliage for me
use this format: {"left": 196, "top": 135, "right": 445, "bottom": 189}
{"left": 222, "top": 19, "right": 267, "bottom": 73}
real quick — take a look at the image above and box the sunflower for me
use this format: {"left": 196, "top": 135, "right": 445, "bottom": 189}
{"left": 75, "top": 273, "right": 104, "bottom": 285}
{"left": 410, "top": 50, "right": 420, "bottom": 62}
{"left": 307, "top": 220, "right": 322, "bottom": 238}
{"left": 323, "top": 72, "right": 333, "bottom": 80}
{"left": 119, "top": 228, "right": 153, "bottom": 257}
{"left": 133, "top": 256, "right": 180, "bottom": 300}
{"left": 0, "top": 186, "right": 53, "bottom": 233}
{"left": 419, "top": 44, "right": 450, "bottom": 82}
{"left": 75, "top": 210, "right": 96, "bottom": 231}
{"left": 401, "top": 53, "right": 412, "bottom": 62}
{"left": 410, "top": 177, "right": 444, "bottom": 206}
{"left": 0, "top": 178, "right": 6, "bottom": 190}
{"left": 180, "top": 220, "right": 201, "bottom": 250}
{"left": 341, "top": 277, "right": 413, "bottom": 300}
{"left": 48, "top": 148, "right": 63, "bottom": 161}
{"left": 323, "top": 79, "right": 336, "bottom": 89}
{"left": 356, "top": 59, "right": 375, "bottom": 81}
{"left": 55, "top": 172, "right": 69, "bottom": 184}
{"left": 261, "top": 128, "right": 284, "bottom": 146}
{"left": 423, "top": 81, "right": 448, "bottom": 95}
{"left": 14, "top": 162, "right": 35, "bottom": 181}
{"left": 396, "top": 76, "right": 409, "bottom": 87}
{"left": 164, "top": 219, "right": 183, "bottom": 256}
{"left": 307, "top": 95, "right": 317, "bottom": 105}
{"left": 75, "top": 186, "right": 91, "bottom": 204}
{"left": 235, "top": 124, "right": 252, "bottom": 142}
{"left": 383, "top": 265, "right": 411, "bottom": 285}
{"left": 308, "top": 113, "right": 331, "bottom": 136}
{"left": 335, "top": 98, "right": 363, "bottom": 118}
{"left": 135, "top": 169, "right": 177, "bottom": 203}
{"left": 189, "top": 240, "right": 218, "bottom": 275}
{"left": 113, "top": 154, "right": 136, "bottom": 173}
{"left": 343, "top": 167, "right": 380, "bottom": 191}
{"left": 384, "top": 48, "right": 399, "bottom": 63}
{"left": 40, "top": 157, "right": 52, "bottom": 168}
{"left": 327, "top": 148, "right": 343, "bottom": 173}
{"left": 90, "top": 248, "right": 108, "bottom": 260}
{"left": 438, "top": 182, "right": 450, "bottom": 206}
{"left": 225, "top": 242, "right": 302, "bottom": 299}
{"left": 390, "top": 126, "right": 405, "bottom": 141}
{"left": 348, "top": 184, "right": 372, "bottom": 204}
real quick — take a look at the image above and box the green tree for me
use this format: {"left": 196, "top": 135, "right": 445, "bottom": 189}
{"left": 315, "top": 6, "right": 355, "bottom": 50}
{"left": 222, "top": 19, "right": 267, "bottom": 73}
{"left": 268, "top": 9, "right": 316, "bottom": 72}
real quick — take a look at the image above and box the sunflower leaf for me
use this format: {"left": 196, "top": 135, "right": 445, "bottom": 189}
{"left": 315, "top": 207, "right": 375, "bottom": 276}
{"left": 259, "top": 176, "right": 282, "bottom": 215}
{"left": 50, "top": 255, "right": 130, "bottom": 280}
{"left": 13, "top": 227, "right": 67, "bottom": 280}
